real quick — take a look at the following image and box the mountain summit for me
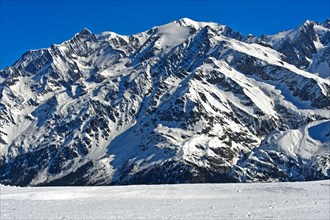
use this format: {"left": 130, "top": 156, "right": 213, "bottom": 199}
{"left": 0, "top": 18, "right": 329, "bottom": 186}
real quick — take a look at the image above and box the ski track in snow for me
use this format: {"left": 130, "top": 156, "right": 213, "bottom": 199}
{"left": 1, "top": 180, "right": 329, "bottom": 219}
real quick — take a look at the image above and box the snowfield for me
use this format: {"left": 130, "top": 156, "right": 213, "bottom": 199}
{"left": 1, "top": 180, "right": 329, "bottom": 219}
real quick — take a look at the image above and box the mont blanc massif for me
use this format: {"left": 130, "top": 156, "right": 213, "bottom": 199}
{"left": 0, "top": 18, "right": 329, "bottom": 186}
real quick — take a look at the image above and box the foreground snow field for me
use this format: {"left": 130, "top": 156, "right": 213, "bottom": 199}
{"left": 1, "top": 180, "right": 329, "bottom": 219}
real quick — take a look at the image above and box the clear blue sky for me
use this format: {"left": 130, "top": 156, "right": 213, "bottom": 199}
{"left": 1, "top": 0, "right": 329, "bottom": 69}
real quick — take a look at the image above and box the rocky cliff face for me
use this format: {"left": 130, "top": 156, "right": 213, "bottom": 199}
{"left": 0, "top": 18, "right": 329, "bottom": 186}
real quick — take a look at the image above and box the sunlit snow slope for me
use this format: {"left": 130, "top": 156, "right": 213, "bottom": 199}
{"left": 0, "top": 18, "right": 329, "bottom": 186}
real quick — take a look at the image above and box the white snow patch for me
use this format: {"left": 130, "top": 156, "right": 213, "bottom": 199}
{"left": 264, "top": 120, "right": 330, "bottom": 159}
{"left": 157, "top": 22, "right": 190, "bottom": 53}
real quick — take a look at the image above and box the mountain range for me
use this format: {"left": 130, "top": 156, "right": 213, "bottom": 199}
{"left": 0, "top": 18, "right": 329, "bottom": 186}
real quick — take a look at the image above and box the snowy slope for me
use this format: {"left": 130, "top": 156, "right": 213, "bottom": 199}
{"left": 1, "top": 180, "right": 329, "bottom": 219}
{"left": 0, "top": 18, "right": 329, "bottom": 186}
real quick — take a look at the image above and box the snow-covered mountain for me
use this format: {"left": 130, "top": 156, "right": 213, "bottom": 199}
{"left": 246, "top": 19, "right": 330, "bottom": 78}
{"left": 0, "top": 18, "right": 329, "bottom": 186}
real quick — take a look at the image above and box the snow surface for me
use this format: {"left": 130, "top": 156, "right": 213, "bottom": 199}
{"left": 1, "top": 180, "right": 329, "bottom": 219}
{"left": 176, "top": 17, "right": 224, "bottom": 32}
{"left": 308, "top": 121, "right": 330, "bottom": 143}
{"left": 263, "top": 119, "right": 330, "bottom": 159}
{"left": 157, "top": 22, "right": 191, "bottom": 53}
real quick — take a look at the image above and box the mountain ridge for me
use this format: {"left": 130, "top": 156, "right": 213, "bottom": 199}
{"left": 0, "top": 18, "right": 329, "bottom": 186}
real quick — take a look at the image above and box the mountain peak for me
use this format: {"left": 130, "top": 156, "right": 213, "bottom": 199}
{"left": 173, "top": 17, "right": 220, "bottom": 29}
{"left": 176, "top": 17, "right": 198, "bottom": 26}
{"left": 77, "top": 28, "right": 93, "bottom": 37}
{"left": 302, "top": 20, "right": 317, "bottom": 27}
